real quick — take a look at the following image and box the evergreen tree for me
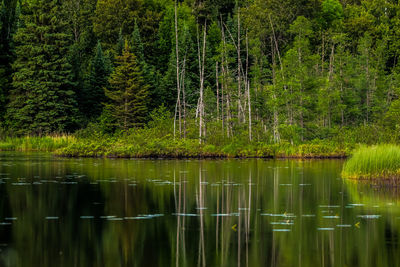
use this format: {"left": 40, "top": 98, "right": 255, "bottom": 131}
{"left": 82, "top": 41, "right": 110, "bottom": 119}
{"left": 93, "top": 0, "right": 142, "bottom": 48}
{"left": 131, "top": 20, "right": 145, "bottom": 63}
{"left": 104, "top": 41, "right": 148, "bottom": 130}
{"left": 116, "top": 28, "right": 124, "bottom": 56}
{"left": 0, "top": 0, "right": 18, "bottom": 121}
{"left": 64, "top": 0, "right": 98, "bottom": 115}
{"left": 6, "top": 0, "right": 78, "bottom": 135}
{"left": 131, "top": 19, "right": 161, "bottom": 110}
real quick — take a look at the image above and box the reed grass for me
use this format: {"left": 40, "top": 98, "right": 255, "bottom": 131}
{"left": 342, "top": 145, "right": 400, "bottom": 180}
{"left": 0, "top": 135, "right": 77, "bottom": 152}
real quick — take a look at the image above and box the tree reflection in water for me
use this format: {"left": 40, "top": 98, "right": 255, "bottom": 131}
{"left": 0, "top": 153, "right": 398, "bottom": 266}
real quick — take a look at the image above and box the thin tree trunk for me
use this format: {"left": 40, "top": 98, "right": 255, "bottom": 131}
{"left": 247, "top": 80, "right": 252, "bottom": 142}
{"left": 321, "top": 32, "right": 325, "bottom": 74}
{"left": 216, "top": 61, "right": 220, "bottom": 120}
{"left": 182, "top": 55, "right": 187, "bottom": 138}
{"left": 221, "top": 22, "right": 232, "bottom": 138}
{"left": 366, "top": 51, "right": 370, "bottom": 124}
{"left": 221, "top": 60, "right": 226, "bottom": 134}
{"left": 221, "top": 19, "right": 227, "bottom": 136}
{"left": 197, "top": 22, "right": 207, "bottom": 144}
{"left": 174, "top": 0, "right": 181, "bottom": 139}
{"left": 328, "top": 44, "right": 335, "bottom": 128}
{"left": 237, "top": 7, "right": 242, "bottom": 122}
{"left": 245, "top": 31, "right": 251, "bottom": 141}
{"left": 201, "top": 25, "right": 207, "bottom": 139}
{"left": 268, "top": 14, "right": 288, "bottom": 127}
{"left": 124, "top": 91, "right": 128, "bottom": 131}
{"left": 340, "top": 55, "right": 344, "bottom": 126}
{"left": 298, "top": 39, "right": 304, "bottom": 140}
{"left": 271, "top": 37, "right": 280, "bottom": 143}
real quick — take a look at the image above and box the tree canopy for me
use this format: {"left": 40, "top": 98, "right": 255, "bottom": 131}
{"left": 0, "top": 0, "right": 399, "bottom": 143}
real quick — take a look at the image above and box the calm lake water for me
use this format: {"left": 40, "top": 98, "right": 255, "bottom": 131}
{"left": 0, "top": 152, "right": 399, "bottom": 266}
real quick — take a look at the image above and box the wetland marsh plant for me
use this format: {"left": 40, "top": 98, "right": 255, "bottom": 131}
{"left": 342, "top": 145, "right": 400, "bottom": 184}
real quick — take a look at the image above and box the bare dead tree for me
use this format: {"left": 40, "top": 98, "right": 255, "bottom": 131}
{"left": 245, "top": 30, "right": 252, "bottom": 141}
{"left": 197, "top": 22, "right": 207, "bottom": 144}
{"left": 173, "top": 0, "right": 182, "bottom": 139}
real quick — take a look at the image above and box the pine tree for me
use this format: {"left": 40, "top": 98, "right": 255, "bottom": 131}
{"left": 131, "top": 20, "right": 145, "bottom": 63}
{"left": 82, "top": 41, "right": 110, "bottom": 119}
{"left": 64, "top": 0, "right": 98, "bottom": 116}
{"left": 6, "top": 0, "right": 78, "bottom": 135}
{"left": 93, "top": 0, "right": 142, "bottom": 48}
{"left": 104, "top": 41, "right": 148, "bottom": 130}
{"left": 0, "top": 0, "right": 18, "bottom": 121}
{"left": 116, "top": 28, "right": 124, "bottom": 56}
{"left": 130, "top": 20, "right": 160, "bottom": 110}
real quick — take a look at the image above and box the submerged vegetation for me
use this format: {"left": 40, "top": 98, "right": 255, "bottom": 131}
{"left": 342, "top": 145, "right": 400, "bottom": 182}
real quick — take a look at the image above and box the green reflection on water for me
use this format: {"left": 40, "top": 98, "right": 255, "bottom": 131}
{"left": 0, "top": 152, "right": 398, "bottom": 266}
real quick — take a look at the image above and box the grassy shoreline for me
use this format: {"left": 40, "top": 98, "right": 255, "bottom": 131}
{"left": 342, "top": 145, "right": 400, "bottom": 183}
{"left": 0, "top": 135, "right": 351, "bottom": 159}
{"left": 0, "top": 136, "right": 77, "bottom": 152}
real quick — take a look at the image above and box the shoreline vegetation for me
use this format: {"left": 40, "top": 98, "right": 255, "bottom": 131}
{"left": 0, "top": 133, "right": 352, "bottom": 159}
{"left": 342, "top": 145, "right": 400, "bottom": 184}
{"left": 2, "top": 0, "right": 400, "bottom": 163}
{"left": 1, "top": 116, "right": 399, "bottom": 159}
{"left": 56, "top": 140, "right": 351, "bottom": 159}
{"left": 0, "top": 116, "right": 398, "bottom": 160}
{"left": 3, "top": 0, "right": 400, "bottom": 162}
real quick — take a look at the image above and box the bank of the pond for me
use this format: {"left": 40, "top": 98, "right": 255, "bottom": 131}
{"left": 0, "top": 136, "right": 77, "bottom": 152}
{"left": 0, "top": 136, "right": 352, "bottom": 158}
{"left": 342, "top": 145, "right": 400, "bottom": 183}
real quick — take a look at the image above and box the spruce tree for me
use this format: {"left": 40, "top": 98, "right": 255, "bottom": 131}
{"left": 131, "top": 20, "right": 145, "bottom": 63}
{"left": 82, "top": 41, "right": 110, "bottom": 119}
{"left": 130, "top": 20, "right": 159, "bottom": 110}
{"left": 104, "top": 41, "right": 148, "bottom": 130}
{"left": 116, "top": 28, "right": 124, "bottom": 56}
{"left": 0, "top": 0, "right": 18, "bottom": 121}
{"left": 6, "top": 0, "right": 78, "bottom": 135}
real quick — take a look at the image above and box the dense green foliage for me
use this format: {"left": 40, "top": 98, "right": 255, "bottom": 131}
{"left": 81, "top": 41, "right": 110, "bottom": 119}
{"left": 342, "top": 145, "right": 400, "bottom": 180}
{"left": 104, "top": 41, "right": 149, "bottom": 130}
{"left": 5, "top": 0, "right": 78, "bottom": 134}
{"left": 1, "top": 0, "right": 400, "bottom": 154}
{"left": 0, "top": 134, "right": 351, "bottom": 158}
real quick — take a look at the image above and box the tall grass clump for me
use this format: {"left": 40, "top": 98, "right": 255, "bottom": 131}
{"left": 0, "top": 135, "right": 77, "bottom": 152}
{"left": 342, "top": 145, "right": 400, "bottom": 180}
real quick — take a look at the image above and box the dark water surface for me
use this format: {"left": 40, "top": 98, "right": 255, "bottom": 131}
{"left": 0, "top": 152, "right": 399, "bottom": 266}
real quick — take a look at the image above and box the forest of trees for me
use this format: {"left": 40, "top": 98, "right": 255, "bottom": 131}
{"left": 1, "top": 0, "right": 400, "bottom": 145}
